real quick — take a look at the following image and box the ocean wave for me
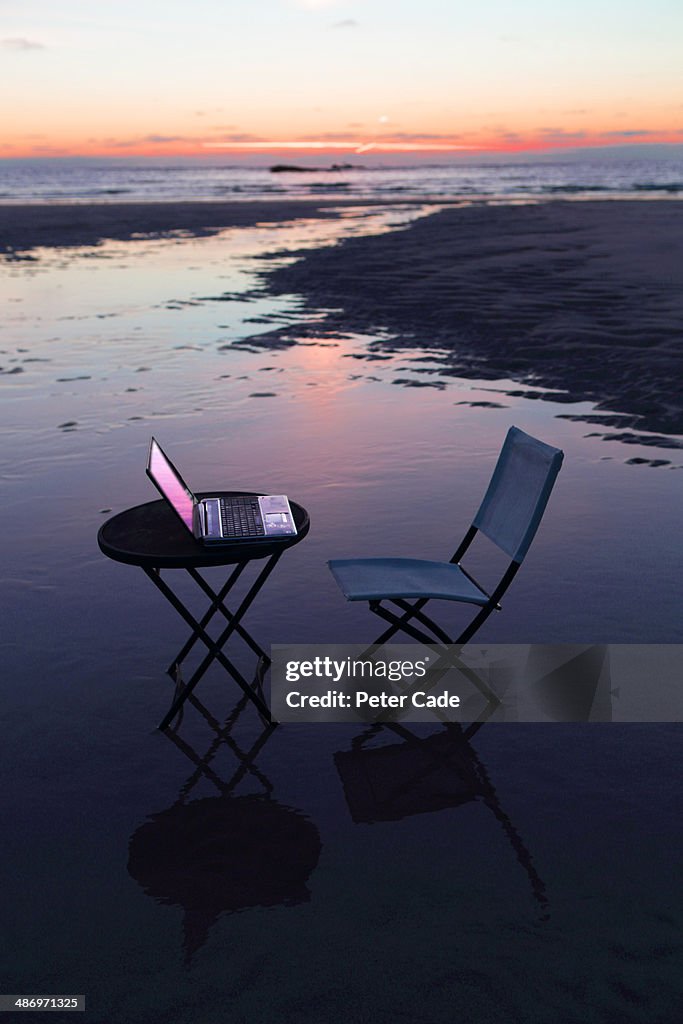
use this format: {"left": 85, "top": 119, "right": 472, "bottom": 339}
{"left": 543, "top": 184, "right": 611, "bottom": 193}
{"left": 633, "top": 182, "right": 682, "bottom": 192}
{"left": 1, "top": 158, "right": 682, "bottom": 204}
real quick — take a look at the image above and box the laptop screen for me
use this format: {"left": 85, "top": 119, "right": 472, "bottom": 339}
{"left": 147, "top": 438, "right": 195, "bottom": 530}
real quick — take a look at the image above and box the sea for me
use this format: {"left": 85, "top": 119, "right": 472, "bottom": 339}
{"left": 1, "top": 156, "right": 682, "bottom": 204}
{"left": 1, "top": 158, "right": 682, "bottom": 1023}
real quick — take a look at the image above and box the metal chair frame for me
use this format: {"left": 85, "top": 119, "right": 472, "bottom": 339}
{"left": 367, "top": 523, "right": 521, "bottom": 650}
{"left": 331, "top": 427, "right": 564, "bottom": 671}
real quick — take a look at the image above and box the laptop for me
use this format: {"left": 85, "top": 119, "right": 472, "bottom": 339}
{"left": 146, "top": 437, "right": 297, "bottom": 544}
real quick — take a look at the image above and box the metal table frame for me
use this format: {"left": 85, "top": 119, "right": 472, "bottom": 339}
{"left": 97, "top": 492, "right": 309, "bottom": 729}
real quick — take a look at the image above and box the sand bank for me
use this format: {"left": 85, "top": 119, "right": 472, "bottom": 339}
{"left": 0, "top": 199, "right": 371, "bottom": 253}
{"left": 260, "top": 200, "right": 683, "bottom": 438}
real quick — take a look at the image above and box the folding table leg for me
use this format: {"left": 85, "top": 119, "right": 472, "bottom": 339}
{"left": 160, "top": 552, "right": 282, "bottom": 729}
{"left": 184, "top": 566, "right": 269, "bottom": 662}
{"left": 143, "top": 566, "right": 274, "bottom": 728}
{"left": 165, "top": 562, "right": 247, "bottom": 676}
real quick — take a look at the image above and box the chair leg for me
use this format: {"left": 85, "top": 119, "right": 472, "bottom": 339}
{"left": 370, "top": 597, "right": 432, "bottom": 647}
{"left": 391, "top": 598, "right": 457, "bottom": 646}
{"left": 369, "top": 600, "right": 500, "bottom": 705}
{"left": 455, "top": 562, "right": 520, "bottom": 644}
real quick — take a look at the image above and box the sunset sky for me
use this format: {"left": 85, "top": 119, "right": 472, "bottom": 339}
{"left": 2, "top": 0, "right": 682, "bottom": 159}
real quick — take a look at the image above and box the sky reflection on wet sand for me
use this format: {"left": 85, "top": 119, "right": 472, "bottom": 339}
{"left": 1, "top": 210, "right": 681, "bottom": 1024}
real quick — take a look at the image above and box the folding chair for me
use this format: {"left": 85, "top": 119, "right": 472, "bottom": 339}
{"left": 328, "top": 426, "right": 564, "bottom": 651}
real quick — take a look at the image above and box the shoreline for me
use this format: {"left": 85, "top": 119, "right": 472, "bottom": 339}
{"left": 0, "top": 198, "right": 429, "bottom": 254}
{"left": 1, "top": 195, "right": 682, "bottom": 255}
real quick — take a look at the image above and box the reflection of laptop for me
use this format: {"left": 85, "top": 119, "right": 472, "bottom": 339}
{"left": 146, "top": 437, "right": 297, "bottom": 544}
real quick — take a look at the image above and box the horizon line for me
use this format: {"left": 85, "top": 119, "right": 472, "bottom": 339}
{"left": 2, "top": 141, "right": 683, "bottom": 162}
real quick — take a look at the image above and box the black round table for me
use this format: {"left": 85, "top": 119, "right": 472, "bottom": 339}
{"left": 98, "top": 493, "right": 310, "bottom": 728}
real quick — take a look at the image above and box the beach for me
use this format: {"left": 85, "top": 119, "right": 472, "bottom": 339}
{"left": 1, "top": 193, "right": 682, "bottom": 1023}
{"left": 3, "top": 198, "right": 682, "bottom": 438}
{"left": 3, "top": 0, "right": 682, "bottom": 1013}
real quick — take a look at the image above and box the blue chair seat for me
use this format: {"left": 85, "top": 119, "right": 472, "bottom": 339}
{"left": 328, "top": 558, "right": 489, "bottom": 605}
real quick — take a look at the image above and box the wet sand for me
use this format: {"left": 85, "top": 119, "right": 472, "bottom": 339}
{"left": 0, "top": 198, "right": 388, "bottom": 253}
{"left": 262, "top": 200, "right": 683, "bottom": 438}
{"left": 2, "top": 198, "right": 682, "bottom": 436}
{"left": 2, "top": 198, "right": 683, "bottom": 1021}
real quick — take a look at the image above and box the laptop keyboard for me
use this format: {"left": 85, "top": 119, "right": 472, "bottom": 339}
{"left": 219, "top": 496, "right": 265, "bottom": 538}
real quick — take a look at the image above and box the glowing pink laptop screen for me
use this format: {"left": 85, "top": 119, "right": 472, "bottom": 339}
{"left": 147, "top": 439, "right": 195, "bottom": 531}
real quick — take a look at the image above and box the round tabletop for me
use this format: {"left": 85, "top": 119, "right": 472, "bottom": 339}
{"left": 97, "top": 492, "right": 310, "bottom": 568}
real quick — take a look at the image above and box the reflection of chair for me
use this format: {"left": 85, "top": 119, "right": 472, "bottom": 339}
{"left": 128, "top": 696, "right": 321, "bottom": 962}
{"left": 329, "top": 426, "right": 563, "bottom": 649}
{"left": 335, "top": 722, "right": 548, "bottom": 914}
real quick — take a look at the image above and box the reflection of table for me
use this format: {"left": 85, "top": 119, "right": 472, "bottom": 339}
{"left": 97, "top": 492, "right": 310, "bottom": 729}
{"left": 128, "top": 692, "right": 321, "bottom": 963}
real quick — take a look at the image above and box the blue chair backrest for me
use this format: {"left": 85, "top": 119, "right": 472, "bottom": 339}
{"left": 472, "top": 426, "right": 564, "bottom": 563}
